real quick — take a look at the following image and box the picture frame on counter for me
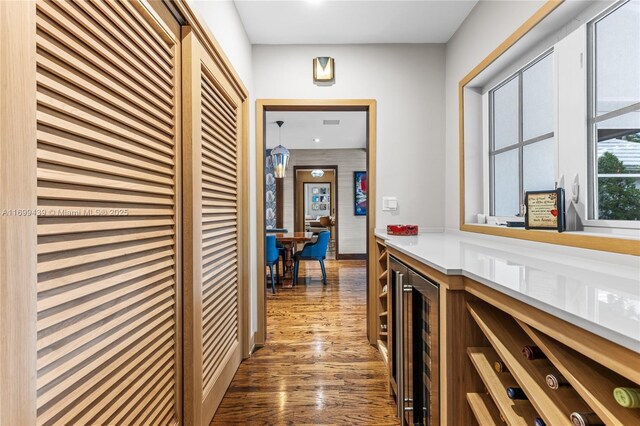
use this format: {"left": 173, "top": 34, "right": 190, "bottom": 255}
{"left": 524, "top": 188, "right": 566, "bottom": 232}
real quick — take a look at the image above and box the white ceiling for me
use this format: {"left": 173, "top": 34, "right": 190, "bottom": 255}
{"left": 265, "top": 111, "right": 367, "bottom": 150}
{"left": 234, "top": 1, "right": 478, "bottom": 44}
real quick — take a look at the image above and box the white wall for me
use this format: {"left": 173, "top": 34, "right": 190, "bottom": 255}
{"left": 444, "top": 1, "right": 547, "bottom": 229}
{"left": 282, "top": 149, "right": 367, "bottom": 254}
{"left": 253, "top": 44, "right": 447, "bottom": 231}
{"left": 188, "top": 0, "right": 259, "bottom": 337}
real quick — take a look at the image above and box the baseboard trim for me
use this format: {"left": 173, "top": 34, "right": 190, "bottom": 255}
{"left": 337, "top": 253, "right": 367, "bottom": 260}
{"left": 249, "top": 331, "right": 256, "bottom": 355}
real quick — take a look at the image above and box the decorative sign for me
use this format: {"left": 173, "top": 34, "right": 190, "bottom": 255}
{"left": 524, "top": 189, "right": 566, "bottom": 232}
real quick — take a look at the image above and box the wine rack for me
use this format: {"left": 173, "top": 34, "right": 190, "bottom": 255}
{"left": 518, "top": 320, "right": 640, "bottom": 425}
{"left": 375, "top": 238, "right": 389, "bottom": 366}
{"left": 468, "top": 346, "right": 538, "bottom": 425}
{"left": 466, "top": 393, "right": 503, "bottom": 425}
{"left": 465, "top": 300, "right": 640, "bottom": 426}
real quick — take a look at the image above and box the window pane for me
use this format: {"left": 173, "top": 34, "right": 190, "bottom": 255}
{"left": 596, "top": 111, "right": 640, "bottom": 174}
{"left": 523, "top": 53, "right": 554, "bottom": 140}
{"left": 595, "top": 111, "right": 640, "bottom": 220}
{"left": 595, "top": 1, "right": 640, "bottom": 115}
{"left": 523, "top": 137, "right": 556, "bottom": 192}
{"left": 493, "top": 149, "right": 520, "bottom": 216}
{"left": 493, "top": 77, "right": 519, "bottom": 150}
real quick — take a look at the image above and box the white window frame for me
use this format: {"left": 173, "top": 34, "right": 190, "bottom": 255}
{"left": 586, "top": 0, "right": 640, "bottom": 230}
{"left": 489, "top": 49, "right": 555, "bottom": 217}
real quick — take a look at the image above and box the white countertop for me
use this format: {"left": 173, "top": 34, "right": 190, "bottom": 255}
{"left": 375, "top": 229, "right": 640, "bottom": 353}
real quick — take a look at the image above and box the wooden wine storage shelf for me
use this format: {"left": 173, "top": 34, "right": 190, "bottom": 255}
{"left": 466, "top": 393, "right": 503, "bottom": 426}
{"left": 375, "top": 238, "right": 389, "bottom": 369}
{"left": 468, "top": 301, "right": 592, "bottom": 426}
{"left": 377, "top": 339, "right": 388, "bottom": 365}
{"left": 467, "top": 347, "right": 538, "bottom": 425}
{"left": 382, "top": 245, "right": 640, "bottom": 426}
{"left": 518, "top": 320, "right": 640, "bottom": 425}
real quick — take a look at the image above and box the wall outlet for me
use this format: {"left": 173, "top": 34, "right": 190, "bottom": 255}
{"left": 382, "top": 197, "right": 398, "bottom": 211}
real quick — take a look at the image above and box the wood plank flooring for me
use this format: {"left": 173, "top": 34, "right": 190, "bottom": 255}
{"left": 210, "top": 260, "right": 398, "bottom": 425}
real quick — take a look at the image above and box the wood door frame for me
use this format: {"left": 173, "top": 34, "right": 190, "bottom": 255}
{"left": 293, "top": 165, "right": 339, "bottom": 258}
{"left": 0, "top": 1, "right": 37, "bottom": 423}
{"left": 256, "top": 99, "right": 377, "bottom": 347}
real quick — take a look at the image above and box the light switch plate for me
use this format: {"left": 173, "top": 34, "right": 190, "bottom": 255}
{"left": 382, "top": 197, "right": 398, "bottom": 211}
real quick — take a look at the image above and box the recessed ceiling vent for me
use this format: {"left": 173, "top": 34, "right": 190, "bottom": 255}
{"left": 323, "top": 119, "right": 340, "bottom": 125}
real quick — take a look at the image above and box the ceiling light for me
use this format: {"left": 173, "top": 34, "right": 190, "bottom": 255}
{"left": 311, "top": 169, "right": 324, "bottom": 178}
{"left": 313, "top": 138, "right": 320, "bottom": 143}
{"left": 270, "top": 121, "right": 290, "bottom": 178}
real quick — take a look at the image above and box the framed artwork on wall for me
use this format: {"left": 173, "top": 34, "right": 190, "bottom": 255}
{"left": 354, "top": 171, "right": 367, "bottom": 216}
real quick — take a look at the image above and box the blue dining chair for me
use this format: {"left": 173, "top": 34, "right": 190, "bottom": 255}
{"left": 293, "top": 231, "right": 330, "bottom": 286}
{"left": 265, "top": 235, "right": 280, "bottom": 294}
{"left": 266, "top": 228, "right": 288, "bottom": 272}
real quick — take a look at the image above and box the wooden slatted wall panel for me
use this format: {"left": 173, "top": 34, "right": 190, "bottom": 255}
{"left": 182, "top": 28, "right": 245, "bottom": 424}
{"left": 199, "top": 72, "right": 239, "bottom": 394}
{"left": 35, "top": 1, "right": 180, "bottom": 424}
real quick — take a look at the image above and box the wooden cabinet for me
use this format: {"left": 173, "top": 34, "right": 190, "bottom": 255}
{"left": 0, "top": 1, "right": 248, "bottom": 424}
{"left": 374, "top": 238, "right": 389, "bottom": 367}
{"left": 464, "top": 294, "right": 640, "bottom": 426}
{"left": 381, "top": 247, "right": 640, "bottom": 425}
{"left": 182, "top": 26, "right": 247, "bottom": 426}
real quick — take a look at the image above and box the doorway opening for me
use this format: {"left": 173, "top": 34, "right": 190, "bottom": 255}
{"left": 256, "top": 100, "right": 377, "bottom": 349}
{"left": 294, "top": 166, "right": 338, "bottom": 259}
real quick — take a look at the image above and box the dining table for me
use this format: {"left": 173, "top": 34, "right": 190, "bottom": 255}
{"left": 274, "top": 232, "right": 314, "bottom": 288}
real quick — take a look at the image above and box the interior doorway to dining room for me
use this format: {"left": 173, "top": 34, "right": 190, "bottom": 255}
{"left": 256, "top": 100, "right": 378, "bottom": 349}
{"left": 294, "top": 166, "right": 338, "bottom": 260}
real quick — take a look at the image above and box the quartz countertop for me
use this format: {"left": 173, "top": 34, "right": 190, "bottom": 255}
{"left": 375, "top": 229, "right": 640, "bottom": 353}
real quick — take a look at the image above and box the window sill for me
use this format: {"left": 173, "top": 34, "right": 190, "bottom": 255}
{"left": 460, "top": 223, "right": 639, "bottom": 256}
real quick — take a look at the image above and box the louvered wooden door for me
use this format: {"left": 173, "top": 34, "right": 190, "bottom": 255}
{"left": 182, "top": 28, "right": 245, "bottom": 425}
{"left": 34, "top": 1, "right": 182, "bottom": 424}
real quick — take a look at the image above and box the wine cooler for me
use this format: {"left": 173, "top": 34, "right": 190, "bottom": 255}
{"left": 390, "top": 256, "right": 440, "bottom": 425}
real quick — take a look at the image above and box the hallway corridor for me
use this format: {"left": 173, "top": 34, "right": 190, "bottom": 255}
{"left": 210, "top": 260, "right": 397, "bottom": 425}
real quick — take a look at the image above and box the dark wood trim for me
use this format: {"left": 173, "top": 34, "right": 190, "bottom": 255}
{"left": 265, "top": 105, "right": 368, "bottom": 112}
{"left": 275, "top": 178, "right": 283, "bottom": 229}
{"left": 337, "top": 253, "right": 367, "bottom": 260}
{"left": 293, "top": 165, "right": 339, "bottom": 258}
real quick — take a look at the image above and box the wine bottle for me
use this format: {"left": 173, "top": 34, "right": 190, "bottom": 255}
{"left": 534, "top": 417, "right": 546, "bottom": 426}
{"left": 522, "top": 345, "right": 546, "bottom": 360}
{"left": 613, "top": 387, "right": 640, "bottom": 408}
{"left": 506, "top": 387, "right": 528, "bottom": 400}
{"left": 569, "top": 412, "right": 604, "bottom": 426}
{"left": 545, "top": 372, "right": 570, "bottom": 389}
{"left": 494, "top": 360, "right": 508, "bottom": 373}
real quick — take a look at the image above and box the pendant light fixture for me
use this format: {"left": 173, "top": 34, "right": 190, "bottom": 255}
{"left": 271, "top": 120, "right": 290, "bottom": 178}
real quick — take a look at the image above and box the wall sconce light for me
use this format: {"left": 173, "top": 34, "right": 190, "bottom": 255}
{"left": 313, "top": 57, "right": 334, "bottom": 82}
{"left": 311, "top": 169, "right": 325, "bottom": 178}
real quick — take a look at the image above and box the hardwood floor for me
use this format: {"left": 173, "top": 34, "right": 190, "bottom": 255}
{"left": 210, "top": 260, "right": 397, "bottom": 425}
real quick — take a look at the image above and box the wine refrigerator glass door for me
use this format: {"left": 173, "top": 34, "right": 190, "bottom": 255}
{"left": 409, "top": 270, "right": 439, "bottom": 425}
